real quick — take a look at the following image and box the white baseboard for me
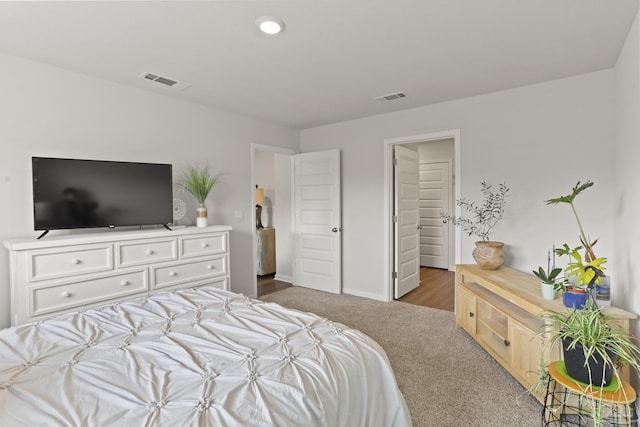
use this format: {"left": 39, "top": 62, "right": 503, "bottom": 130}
{"left": 342, "top": 287, "right": 390, "bottom": 302}
{"left": 274, "top": 274, "right": 292, "bottom": 283}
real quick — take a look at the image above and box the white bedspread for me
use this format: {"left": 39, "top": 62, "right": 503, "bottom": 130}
{"left": 0, "top": 286, "right": 411, "bottom": 426}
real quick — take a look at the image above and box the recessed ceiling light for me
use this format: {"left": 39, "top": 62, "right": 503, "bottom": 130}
{"left": 256, "top": 16, "right": 285, "bottom": 35}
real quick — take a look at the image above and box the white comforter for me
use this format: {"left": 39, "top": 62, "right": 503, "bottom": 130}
{"left": 0, "top": 286, "right": 411, "bottom": 427}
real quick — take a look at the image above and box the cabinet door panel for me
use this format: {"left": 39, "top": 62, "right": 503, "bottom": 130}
{"left": 509, "top": 319, "right": 545, "bottom": 389}
{"left": 455, "top": 285, "right": 477, "bottom": 335}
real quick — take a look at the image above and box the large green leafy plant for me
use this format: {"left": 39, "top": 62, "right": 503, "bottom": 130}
{"left": 545, "top": 181, "right": 606, "bottom": 289}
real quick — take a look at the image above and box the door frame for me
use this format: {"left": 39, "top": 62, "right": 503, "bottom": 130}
{"left": 251, "top": 143, "right": 297, "bottom": 298}
{"left": 383, "top": 130, "right": 461, "bottom": 301}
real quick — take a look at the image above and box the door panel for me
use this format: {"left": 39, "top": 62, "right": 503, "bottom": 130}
{"left": 394, "top": 146, "right": 420, "bottom": 298}
{"left": 293, "top": 150, "right": 341, "bottom": 294}
{"left": 419, "top": 161, "right": 449, "bottom": 269}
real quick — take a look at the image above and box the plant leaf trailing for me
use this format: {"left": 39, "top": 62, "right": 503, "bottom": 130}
{"left": 441, "top": 181, "right": 509, "bottom": 241}
{"left": 534, "top": 300, "right": 640, "bottom": 426}
{"left": 540, "top": 299, "right": 640, "bottom": 382}
{"left": 179, "top": 165, "right": 222, "bottom": 205}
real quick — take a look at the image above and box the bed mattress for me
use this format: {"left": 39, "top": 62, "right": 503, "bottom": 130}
{"left": 0, "top": 286, "right": 410, "bottom": 426}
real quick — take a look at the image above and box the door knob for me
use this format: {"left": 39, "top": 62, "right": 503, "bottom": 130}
{"left": 332, "top": 227, "right": 341, "bottom": 233}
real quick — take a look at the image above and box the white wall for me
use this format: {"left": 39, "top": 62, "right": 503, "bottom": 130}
{"left": 0, "top": 52, "right": 299, "bottom": 328}
{"left": 273, "top": 153, "right": 294, "bottom": 282}
{"left": 614, "top": 10, "right": 640, "bottom": 393}
{"left": 301, "top": 70, "right": 616, "bottom": 302}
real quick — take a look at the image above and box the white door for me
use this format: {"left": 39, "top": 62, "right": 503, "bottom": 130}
{"left": 394, "top": 146, "right": 420, "bottom": 298}
{"left": 419, "top": 161, "right": 450, "bottom": 269}
{"left": 293, "top": 150, "right": 342, "bottom": 294}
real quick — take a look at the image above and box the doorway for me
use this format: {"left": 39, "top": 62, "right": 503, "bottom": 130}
{"left": 251, "top": 144, "right": 296, "bottom": 298}
{"left": 251, "top": 146, "right": 343, "bottom": 298}
{"left": 384, "top": 130, "right": 461, "bottom": 301}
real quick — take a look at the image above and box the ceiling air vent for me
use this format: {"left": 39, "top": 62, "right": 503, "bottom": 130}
{"left": 139, "top": 72, "right": 192, "bottom": 91}
{"left": 374, "top": 91, "right": 407, "bottom": 102}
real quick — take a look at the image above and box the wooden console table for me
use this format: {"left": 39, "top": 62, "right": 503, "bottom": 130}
{"left": 455, "top": 264, "right": 637, "bottom": 400}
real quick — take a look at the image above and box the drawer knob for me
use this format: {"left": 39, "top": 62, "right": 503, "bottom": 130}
{"left": 503, "top": 339, "right": 510, "bottom": 347}
{"left": 169, "top": 271, "right": 177, "bottom": 277}
{"left": 145, "top": 249, "right": 154, "bottom": 255}
{"left": 469, "top": 312, "right": 475, "bottom": 318}
{"left": 207, "top": 265, "right": 214, "bottom": 270}
{"left": 201, "top": 243, "right": 209, "bottom": 248}
{"left": 61, "top": 291, "right": 71, "bottom": 298}
{"left": 121, "top": 280, "right": 129, "bottom": 286}
{"left": 71, "top": 258, "right": 80, "bottom": 265}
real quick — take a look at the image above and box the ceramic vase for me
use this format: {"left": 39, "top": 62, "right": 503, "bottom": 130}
{"left": 562, "top": 288, "right": 589, "bottom": 309}
{"left": 196, "top": 203, "right": 208, "bottom": 228}
{"left": 540, "top": 283, "right": 556, "bottom": 300}
{"left": 472, "top": 241, "right": 504, "bottom": 270}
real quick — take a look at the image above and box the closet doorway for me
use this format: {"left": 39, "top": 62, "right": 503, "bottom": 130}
{"left": 384, "top": 130, "right": 461, "bottom": 303}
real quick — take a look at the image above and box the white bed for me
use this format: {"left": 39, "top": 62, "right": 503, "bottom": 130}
{"left": 0, "top": 286, "right": 411, "bottom": 426}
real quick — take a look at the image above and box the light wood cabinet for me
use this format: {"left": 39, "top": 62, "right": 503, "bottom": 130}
{"left": 455, "top": 264, "right": 636, "bottom": 401}
{"left": 256, "top": 228, "right": 276, "bottom": 276}
{"left": 4, "top": 226, "right": 231, "bottom": 326}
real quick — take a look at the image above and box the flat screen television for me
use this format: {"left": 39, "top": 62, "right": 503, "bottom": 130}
{"left": 32, "top": 157, "right": 173, "bottom": 234}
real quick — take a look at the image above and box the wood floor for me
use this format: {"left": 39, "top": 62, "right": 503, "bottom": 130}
{"left": 257, "top": 267, "right": 455, "bottom": 312}
{"left": 398, "top": 267, "right": 455, "bottom": 312}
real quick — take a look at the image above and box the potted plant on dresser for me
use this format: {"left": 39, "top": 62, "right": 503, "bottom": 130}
{"left": 533, "top": 249, "right": 564, "bottom": 300}
{"left": 441, "top": 181, "right": 509, "bottom": 269}
{"left": 545, "top": 181, "right": 608, "bottom": 309}
{"left": 179, "top": 164, "right": 222, "bottom": 228}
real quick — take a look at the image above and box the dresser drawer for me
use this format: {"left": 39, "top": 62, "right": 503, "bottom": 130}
{"left": 30, "top": 269, "right": 148, "bottom": 316}
{"left": 152, "top": 255, "right": 227, "bottom": 289}
{"left": 180, "top": 233, "right": 227, "bottom": 259}
{"left": 117, "top": 238, "right": 177, "bottom": 268}
{"left": 28, "top": 244, "right": 113, "bottom": 282}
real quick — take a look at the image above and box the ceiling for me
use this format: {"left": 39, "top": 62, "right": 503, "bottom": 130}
{"left": 0, "top": 1, "right": 637, "bottom": 129}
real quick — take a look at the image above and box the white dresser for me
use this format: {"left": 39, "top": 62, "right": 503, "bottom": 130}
{"left": 4, "top": 225, "right": 231, "bottom": 326}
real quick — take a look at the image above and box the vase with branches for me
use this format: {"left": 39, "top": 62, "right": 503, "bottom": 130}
{"left": 441, "top": 181, "right": 509, "bottom": 269}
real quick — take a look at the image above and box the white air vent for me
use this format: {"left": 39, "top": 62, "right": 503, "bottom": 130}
{"left": 139, "top": 72, "right": 192, "bottom": 91}
{"left": 374, "top": 91, "right": 407, "bottom": 102}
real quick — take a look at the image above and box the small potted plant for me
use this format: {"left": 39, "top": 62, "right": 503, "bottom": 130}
{"left": 532, "top": 250, "right": 563, "bottom": 300}
{"left": 545, "top": 181, "right": 607, "bottom": 308}
{"left": 541, "top": 298, "right": 640, "bottom": 388}
{"left": 179, "top": 165, "right": 222, "bottom": 228}
{"left": 441, "top": 181, "right": 509, "bottom": 269}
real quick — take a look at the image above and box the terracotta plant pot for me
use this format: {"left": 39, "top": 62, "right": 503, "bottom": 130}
{"left": 472, "top": 241, "right": 504, "bottom": 270}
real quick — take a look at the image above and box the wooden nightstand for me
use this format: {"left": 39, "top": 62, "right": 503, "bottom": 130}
{"left": 256, "top": 228, "right": 276, "bottom": 275}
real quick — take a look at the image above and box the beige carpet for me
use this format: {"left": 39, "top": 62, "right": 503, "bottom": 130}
{"left": 261, "top": 286, "right": 542, "bottom": 427}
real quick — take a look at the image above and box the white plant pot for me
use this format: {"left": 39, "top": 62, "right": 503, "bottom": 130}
{"left": 196, "top": 204, "right": 208, "bottom": 228}
{"left": 540, "top": 282, "right": 556, "bottom": 300}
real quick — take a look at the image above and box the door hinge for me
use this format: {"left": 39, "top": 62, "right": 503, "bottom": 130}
{"left": 392, "top": 271, "right": 397, "bottom": 279}
{"left": 393, "top": 158, "right": 398, "bottom": 166}
{"left": 392, "top": 215, "right": 397, "bottom": 223}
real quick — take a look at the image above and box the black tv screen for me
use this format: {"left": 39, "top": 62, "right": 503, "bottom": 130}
{"left": 32, "top": 157, "right": 173, "bottom": 231}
